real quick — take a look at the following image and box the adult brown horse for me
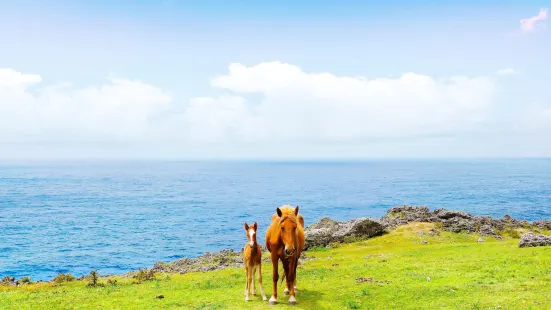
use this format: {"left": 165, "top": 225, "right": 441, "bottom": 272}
{"left": 265, "top": 205, "right": 305, "bottom": 305}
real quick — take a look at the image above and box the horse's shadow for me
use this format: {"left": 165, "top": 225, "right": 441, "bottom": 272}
{"left": 270, "top": 288, "right": 325, "bottom": 309}
{"left": 296, "top": 288, "right": 325, "bottom": 309}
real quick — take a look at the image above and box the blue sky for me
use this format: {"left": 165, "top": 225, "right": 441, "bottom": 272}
{"left": 0, "top": 1, "right": 550, "bottom": 159}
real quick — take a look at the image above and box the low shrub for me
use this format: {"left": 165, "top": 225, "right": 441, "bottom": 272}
{"left": 52, "top": 273, "right": 76, "bottom": 284}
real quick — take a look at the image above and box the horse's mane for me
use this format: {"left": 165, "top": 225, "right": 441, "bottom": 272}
{"left": 275, "top": 205, "right": 301, "bottom": 226}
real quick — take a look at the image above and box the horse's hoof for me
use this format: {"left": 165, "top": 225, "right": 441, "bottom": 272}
{"left": 262, "top": 296, "right": 268, "bottom": 301}
{"left": 284, "top": 290, "right": 289, "bottom": 295}
{"left": 268, "top": 301, "right": 276, "bottom": 306}
{"left": 289, "top": 296, "right": 297, "bottom": 305}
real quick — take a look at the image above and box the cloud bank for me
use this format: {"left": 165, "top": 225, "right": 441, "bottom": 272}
{"left": 0, "top": 62, "right": 549, "bottom": 158}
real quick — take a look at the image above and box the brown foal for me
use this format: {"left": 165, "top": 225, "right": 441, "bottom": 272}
{"left": 243, "top": 222, "right": 267, "bottom": 302}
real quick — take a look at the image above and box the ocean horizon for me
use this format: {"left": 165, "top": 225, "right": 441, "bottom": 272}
{"left": 1, "top": 159, "right": 551, "bottom": 281}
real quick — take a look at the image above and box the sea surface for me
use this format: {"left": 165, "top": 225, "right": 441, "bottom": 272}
{"left": 1, "top": 159, "right": 551, "bottom": 281}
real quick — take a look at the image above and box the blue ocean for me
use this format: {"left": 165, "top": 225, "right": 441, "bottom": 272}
{"left": 1, "top": 160, "right": 551, "bottom": 281}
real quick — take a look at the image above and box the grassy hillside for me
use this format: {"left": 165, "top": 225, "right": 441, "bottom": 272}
{"left": 2, "top": 223, "right": 551, "bottom": 309}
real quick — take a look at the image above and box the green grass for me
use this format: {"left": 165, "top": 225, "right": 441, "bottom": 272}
{"left": 2, "top": 223, "right": 551, "bottom": 309}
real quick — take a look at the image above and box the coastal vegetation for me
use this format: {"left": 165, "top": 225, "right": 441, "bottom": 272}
{"left": 2, "top": 216, "right": 551, "bottom": 309}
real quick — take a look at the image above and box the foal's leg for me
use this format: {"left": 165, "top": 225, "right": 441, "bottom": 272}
{"left": 268, "top": 253, "right": 279, "bottom": 305}
{"left": 257, "top": 263, "right": 267, "bottom": 301}
{"left": 252, "top": 266, "right": 257, "bottom": 295}
{"left": 244, "top": 265, "right": 248, "bottom": 296}
{"left": 245, "top": 265, "right": 251, "bottom": 302}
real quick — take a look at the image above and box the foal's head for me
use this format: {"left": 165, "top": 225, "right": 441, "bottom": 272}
{"left": 276, "top": 205, "right": 300, "bottom": 257}
{"left": 244, "top": 222, "right": 258, "bottom": 247}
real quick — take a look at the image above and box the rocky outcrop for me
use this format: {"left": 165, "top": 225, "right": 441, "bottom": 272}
{"left": 532, "top": 220, "right": 551, "bottom": 230}
{"left": 1, "top": 276, "right": 17, "bottom": 286}
{"left": 379, "top": 205, "right": 535, "bottom": 239}
{"left": 518, "top": 233, "right": 551, "bottom": 248}
{"left": 304, "top": 217, "right": 385, "bottom": 250}
{"left": 380, "top": 205, "right": 438, "bottom": 228}
{"left": 152, "top": 249, "right": 243, "bottom": 274}
{"left": 303, "top": 205, "right": 544, "bottom": 249}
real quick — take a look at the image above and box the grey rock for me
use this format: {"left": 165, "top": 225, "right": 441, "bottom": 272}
{"left": 304, "top": 217, "right": 385, "bottom": 250}
{"left": 152, "top": 249, "right": 243, "bottom": 274}
{"left": 518, "top": 233, "right": 551, "bottom": 248}
{"left": 1, "top": 276, "right": 18, "bottom": 286}
{"left": 532, "top": 220, "right": 551, "bottom": 230}
{"left": 380, "top": 205, "right": 437, "bottom": 229}
{"left": 434, "top": 208, "right": 471, "bottom": 220}
{"left": 479, "top": 224, "right": 502, "bottom": 239}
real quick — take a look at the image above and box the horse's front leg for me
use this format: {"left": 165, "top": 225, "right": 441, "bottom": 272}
{"left": 285, "top": 256, "right": 299, "bottom": 293}
{"left": 287, "top": 256, "right": 297, "bottom": 305}
{"left": 269, "top": 252, "right": 279, "bottom": 305}
{"left": 284, "top": 280, "right": 290, "bottom": 295}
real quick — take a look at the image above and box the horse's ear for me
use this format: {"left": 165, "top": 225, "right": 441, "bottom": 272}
{"left": 276, "top": 207, "right": 282, "bottom": 217}
{"left": 253, "top": 222, "right": 258, "bottom": 230}
{"left": 244, "top": 222, "right": 249, "bottom": 231}
{"left": 295, "top": 205, "right": 299, "bottom": 215}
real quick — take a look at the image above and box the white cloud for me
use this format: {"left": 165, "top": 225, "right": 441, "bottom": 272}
{"left": 190, "top": 62, "right": 496, "bottom": 143}
{"left": 496, "top": 68, "right": 516, "bottom": 75}
{"left": 520, "top": 8, "right": 548, "bottom": 33}
{"left": 0, "top": 69, "right": 172, "bottom": 143}
{"left": 1, "top": 63, "right": 499, "bottom": 149}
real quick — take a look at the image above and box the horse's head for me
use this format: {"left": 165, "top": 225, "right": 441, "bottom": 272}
{"left": 276, "top": 205, "right": 300, "bottom": 257}
{"left": 244, "top": 222, "right": 258, "bottom": 247}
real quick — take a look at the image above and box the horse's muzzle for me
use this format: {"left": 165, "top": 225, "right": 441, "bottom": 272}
{"left": 284, "top": 248, "right": 296, "bottom": 256}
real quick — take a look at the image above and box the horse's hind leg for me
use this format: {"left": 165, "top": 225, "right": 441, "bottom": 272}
{"left": 294, "top": 257, "right": 299, "bottom": 292}
{"left": 257, "top": 264, "right": 267, "bottom": 301}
